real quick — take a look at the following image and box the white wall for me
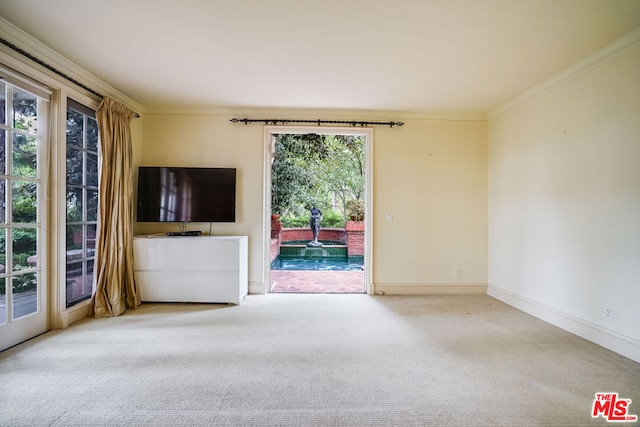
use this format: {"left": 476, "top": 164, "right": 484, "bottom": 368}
{"left": 136, "top": 109, "right": 488, "bottom": 295}
{"left": 488, "top": 38, "right": 640, "bottom": 362}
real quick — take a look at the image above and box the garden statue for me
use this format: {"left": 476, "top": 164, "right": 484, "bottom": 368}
{"left": 308, "top": 207, "right": 323, "bottom": 247}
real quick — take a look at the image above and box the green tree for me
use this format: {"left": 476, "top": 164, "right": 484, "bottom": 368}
{"left": 305, "top": 135, "right": 365, "bottom": 222}
{"left": 0, "top": 93, "right": 39, "bottom": 293}
{"left": 271, "top": 134, "right": 326, "bottom": 216}
{"left": 271, "top": 133, "right": 365, "bottom": 222}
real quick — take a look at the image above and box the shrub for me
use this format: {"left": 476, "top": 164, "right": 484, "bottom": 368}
{"left": 281, "top": 209, "right": 345, "bottom": 229}
{"left": 281, "top": 215, "right": 308, "bottom": 228}
{"left": 321, "top": 210, "right": 345, "bottom": 228}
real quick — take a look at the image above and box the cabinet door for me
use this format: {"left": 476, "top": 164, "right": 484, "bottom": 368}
{"left": 137, "top": 271, "right": 240, "bottom": 303}
{"left": 134, "top": 237, "right": 240, "bottom": 271}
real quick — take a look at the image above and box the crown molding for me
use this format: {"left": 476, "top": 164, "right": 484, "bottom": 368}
{"left": 488, "top": 25, "right": 640, "bottom": 120}
{"left": 143, "top": 106, "right": 487, "bottom": 122}
{"left": 0, "top": 17, "right": 144, "bottom": 114}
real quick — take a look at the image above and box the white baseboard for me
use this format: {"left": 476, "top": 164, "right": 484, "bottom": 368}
{"left": 249, "top": 281, "right": 266, "bottom": 295}
{"left": 52, "top": 300, "right": 91, "bottom": 329}
{"left": 487, "top": 285, "right": 640, "bottom": 363}
{"left": 374, "top": 283, "right": 487, "bottom": 295}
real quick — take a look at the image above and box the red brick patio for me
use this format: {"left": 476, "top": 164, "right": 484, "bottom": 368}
{"left": 270, "top": 270, "right": 365, "bottom": 293}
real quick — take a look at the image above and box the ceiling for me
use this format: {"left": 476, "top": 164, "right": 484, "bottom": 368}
{"left": 1, "top": 0, "right": 640, "bottom": 115}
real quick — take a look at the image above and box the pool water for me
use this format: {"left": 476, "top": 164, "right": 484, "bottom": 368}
{"left": 271, "top": 256, "right": 364, "bottom": 271}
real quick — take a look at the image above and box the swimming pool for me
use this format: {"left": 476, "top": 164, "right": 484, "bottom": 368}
{"left": 271, "top": 256, "right": 364, "bottom": 271}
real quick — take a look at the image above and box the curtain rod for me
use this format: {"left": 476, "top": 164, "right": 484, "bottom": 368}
{"left": 0, "top": 37, "right": 140, "bottom": 118}
{"left": 230, "top": 118, "right": 404, "bottom": 128}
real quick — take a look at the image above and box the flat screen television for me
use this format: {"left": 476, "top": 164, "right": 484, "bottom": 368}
{"left": 137, "top": 166, "right": 236, "bottom": 223}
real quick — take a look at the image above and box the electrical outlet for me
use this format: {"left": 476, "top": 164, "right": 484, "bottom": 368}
{"left": 454, "top": 268, "right": 461, "bottom": 277}
{"left": 605, "top": 307, "right": 614, "bottom": 320}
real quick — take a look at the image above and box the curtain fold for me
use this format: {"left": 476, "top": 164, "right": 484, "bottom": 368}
{"left": 89, "top": 98, "right": 139, "bottom": 318}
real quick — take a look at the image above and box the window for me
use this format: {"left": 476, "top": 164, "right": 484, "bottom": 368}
{"left": 65, "top": 99, "right": 98, "bottom": 307}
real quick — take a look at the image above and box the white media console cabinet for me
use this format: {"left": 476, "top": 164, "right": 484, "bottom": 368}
{"left": 133, "top": 235, "right": 248, "bottom": 304}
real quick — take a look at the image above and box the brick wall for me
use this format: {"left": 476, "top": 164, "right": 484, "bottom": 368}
{"left": 270, "top": 238, "right": 279, "bottom": 263}
{"left": 271, "top": 219, "right": 282, "bottom": 239}
{"left": 270, "top": 219, "right": 282, "bottom": 262}
{"left": 346, "top": 221, "right": 364, "bottom": 256}
{"left": 280, "top": 228, "right": 347, "bottom": 244}
{"left": 271, "top": 225, "right": 363, "bottom": 258}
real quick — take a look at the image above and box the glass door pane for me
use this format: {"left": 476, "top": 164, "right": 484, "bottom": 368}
{"left": 0, "top": 76, "right": 46, "bottom": 351}
{"left": 65, "top": 99, "right": 98, "bottom": 307}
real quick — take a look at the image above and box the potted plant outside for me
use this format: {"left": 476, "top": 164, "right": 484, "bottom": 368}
{"left": 345, "top": 199, "right": 365, "bottom": 231}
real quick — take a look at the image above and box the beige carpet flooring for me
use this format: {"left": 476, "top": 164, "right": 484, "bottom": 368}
{"left": 1, "top": 294, "right": 639, "bottom": 426}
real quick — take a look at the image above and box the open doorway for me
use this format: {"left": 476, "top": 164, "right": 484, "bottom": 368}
{"left": 263, "top": 126, "right": 373, "bottom": 295}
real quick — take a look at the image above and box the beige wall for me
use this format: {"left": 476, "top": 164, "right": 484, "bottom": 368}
{"left": 135, "top": 110, "right": 488, "bottom": 294}
{"left": 135, "top": 114, "right": 266, "bottom": 289}
{"left": 488, "top": 41, "right": 640, "bottom": 361}
{"left": 373, "top": 119, "right": 488, "bottom": 293}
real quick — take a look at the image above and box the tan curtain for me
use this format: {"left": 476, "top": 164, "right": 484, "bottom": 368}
{"left": 89, "top": 98, "right": 140, "bottom": 318}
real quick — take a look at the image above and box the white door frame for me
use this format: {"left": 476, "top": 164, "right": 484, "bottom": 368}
{"left": 263, "top": 126, "right": 373, "bottom": 294}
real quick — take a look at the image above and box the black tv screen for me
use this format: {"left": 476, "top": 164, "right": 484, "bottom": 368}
{"left": 137, "top": 167, "right": 236, "bottom": 223}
